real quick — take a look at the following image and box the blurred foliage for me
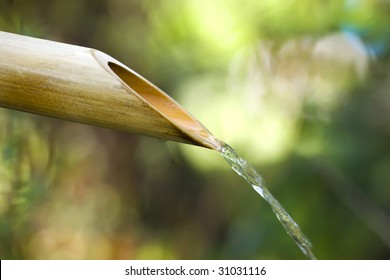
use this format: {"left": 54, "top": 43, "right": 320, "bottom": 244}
{"left": 1, "top": 0, "right": 390, "bottom": 259}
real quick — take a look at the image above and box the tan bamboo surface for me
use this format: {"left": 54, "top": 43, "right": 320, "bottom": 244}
{"left": 0, "top": 31, "right": 222, "bottom": 150}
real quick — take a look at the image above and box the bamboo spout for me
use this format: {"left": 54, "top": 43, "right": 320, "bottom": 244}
{"left": 0, "top": 31, "right": 222, "bottom": 150}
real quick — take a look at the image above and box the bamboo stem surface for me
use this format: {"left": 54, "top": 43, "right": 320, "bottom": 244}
{"left": 0, "top": 31, "right": 222, "bottom": 150}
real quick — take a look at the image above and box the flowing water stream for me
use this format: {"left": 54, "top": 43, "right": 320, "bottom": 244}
{"left": 221, "top": 143, "right": 316, "bottom": 259}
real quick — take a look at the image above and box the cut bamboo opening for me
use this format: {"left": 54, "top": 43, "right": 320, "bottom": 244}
{"left": 0, "top": 31, "right": 222, "bottom": 150}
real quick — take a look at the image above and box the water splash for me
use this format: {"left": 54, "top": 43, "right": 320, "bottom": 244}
{"left": 221, "top": 143, "right": 316, "bottom": 260}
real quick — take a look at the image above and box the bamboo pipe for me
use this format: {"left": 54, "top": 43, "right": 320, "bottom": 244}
{"left": 0, "top": 31, "right": 222, "bottom": 150}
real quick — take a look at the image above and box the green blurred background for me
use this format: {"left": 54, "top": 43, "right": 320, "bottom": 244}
{"left": 1, "top": 0, "right": 390, "bottom": 259}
